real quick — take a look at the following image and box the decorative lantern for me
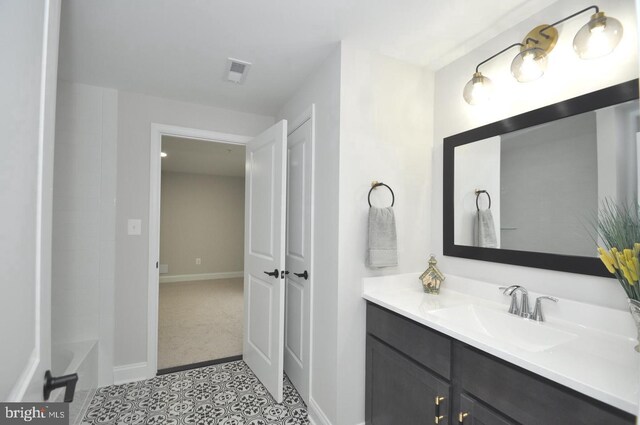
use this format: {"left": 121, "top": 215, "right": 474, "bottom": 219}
{"left": 419, "top": 255, "right": 445, "bottom": 295}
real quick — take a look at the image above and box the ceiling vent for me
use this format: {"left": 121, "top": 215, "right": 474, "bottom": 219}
{"left": 226, "top": 58, "right": 251, "bottom": 84}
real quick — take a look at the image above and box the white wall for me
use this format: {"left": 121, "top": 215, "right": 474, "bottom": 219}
{"left": 0, "top": 0, "right": 59, "bottom": 400}
{"left": 336, "top": 44, "right": 434, "bottom": 425}
{"left": 432, "top": 0, "right": 639, "bottom": 311}
{"left": 453, "top": 136, "right": 501, "bottom": 247}
{"left": 53, "top": 81, "right": 117, "bottom": 386}
{"left": 160, "top": 171, "right": 244, "bottom": 276}
{"left": 114, "top": 90, "right": 274, "bottom": 368}
{"left": 279, "top": 42, "right": 435, "bottom": 425}
{"left": 0, "top": 0, "right": 45, "bottom": 397}
{"left": 277, "top": 46, "right": 342, "bottom": 425}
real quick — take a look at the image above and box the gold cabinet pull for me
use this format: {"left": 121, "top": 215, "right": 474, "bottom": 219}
{"left": 458, "top": 412, "right": 469, "bottom": 423}
{"left": 434, "top": 395, "right": 446, "bottom": 423}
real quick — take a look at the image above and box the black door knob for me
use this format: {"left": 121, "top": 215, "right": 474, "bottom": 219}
{"left": 264, "top": 269, "right": 279, "bottom": 278}
{"left": 43, "top": 370, "right": 78, "bottom": 402}
{"left": 293, "top": 270, "right": 309, "bottom": 280}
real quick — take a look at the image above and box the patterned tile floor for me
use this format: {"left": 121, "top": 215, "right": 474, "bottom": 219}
{"left": 81, "top": 360, "right": 309, "bottom": 425}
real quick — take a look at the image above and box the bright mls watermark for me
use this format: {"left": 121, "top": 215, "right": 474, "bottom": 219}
{"left": 0, "top": 404, "right": 68, "bottom": 425}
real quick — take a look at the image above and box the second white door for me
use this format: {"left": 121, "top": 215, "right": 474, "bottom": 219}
{"left": 284, "top": 111, "right": 314, "bottom": 404}
{"left": 243, "top": 120, "right": 288, "bottom": 403}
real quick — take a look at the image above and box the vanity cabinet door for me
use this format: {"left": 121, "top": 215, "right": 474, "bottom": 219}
{"left": 457, "top": 345, "right": 635, "bottom": 425}
{"left": 458, "top": 394, "right": 515, "bottom": 425}
{"left": 366, "top": 335, "right": 450, "bottom": 425}
{"left": 367, "top": 302, "right": 451, "bottom": 379}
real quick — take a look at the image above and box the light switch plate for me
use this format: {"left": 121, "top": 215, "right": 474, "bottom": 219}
{"left": 128, "top": 219, "right": 142, "bottom": 236}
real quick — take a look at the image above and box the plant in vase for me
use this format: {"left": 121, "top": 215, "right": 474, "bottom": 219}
{"left": 595, "top": 200, "right": 640, "bottom": 351}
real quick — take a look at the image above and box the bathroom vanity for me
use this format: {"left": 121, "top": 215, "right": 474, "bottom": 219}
{"left": 363, "top": 274, "right": 638, "bottom": 425}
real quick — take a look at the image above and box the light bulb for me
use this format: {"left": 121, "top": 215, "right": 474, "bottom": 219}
{"left": 510, "top": 47, "right": 547, "bottom": 83}
{"left": 463, "top": 72, "right": 493, "bottom": 105}
{"left": 573, "top": 11, "right": 623, "bottom": 59}
{"left": 161, "top": 152, "right": 168, "bottom": 158}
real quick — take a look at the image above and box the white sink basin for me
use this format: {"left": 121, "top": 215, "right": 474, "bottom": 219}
{"left": 429, "top": 304, "right": 578, "bottom": 352}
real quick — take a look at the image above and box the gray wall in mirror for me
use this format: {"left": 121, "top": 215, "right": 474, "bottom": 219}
{"left": 500, "top": 112, "right": 597, "bottom": 257}
{"left": 453, "top": 99, "right": 639, "bottom": 258}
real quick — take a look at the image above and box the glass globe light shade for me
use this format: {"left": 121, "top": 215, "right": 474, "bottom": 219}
{"left": 573, "top": 12, "right": 623, "bottom": 59}
{"left": 463, "top": 72, "right": 493, "bottom": 105}
{"left": 511, "top": 47, "right": 548, "bottom": 83}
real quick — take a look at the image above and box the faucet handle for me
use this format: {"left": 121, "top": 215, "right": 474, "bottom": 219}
{"left": 499, "top": 285, "right": 520, "bottom": 315}
{"left": 499, "top": 285, "right": 520, "bottom": 295}
{"left": 532, "top": 296, "right": 558, "bottom": 322}
{"left": 513, "top": 286, "right": 528, "bottom": 295}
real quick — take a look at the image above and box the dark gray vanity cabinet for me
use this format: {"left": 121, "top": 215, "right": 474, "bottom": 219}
{"left": 459, "top": 394, "right": 514, "bottom": 425}
{"left": 366, "top": 302, "right": 452, "bottom": 425}
{"left": 366, "top": 336, "right": 450, "bottom": 424}
{"left": 365, "top": 302, "right": 636, "bottom": 425}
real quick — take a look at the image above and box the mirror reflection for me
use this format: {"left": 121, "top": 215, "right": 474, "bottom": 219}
{"left": 454, "top": 99, "right": 639, "bottom": 257}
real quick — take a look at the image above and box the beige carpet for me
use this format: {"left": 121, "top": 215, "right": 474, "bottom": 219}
{"left": 158, "top": 277, "right": 243, "bottom": 369}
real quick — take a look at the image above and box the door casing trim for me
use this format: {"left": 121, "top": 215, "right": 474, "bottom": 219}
{"left": 147, "top": 123, "right": 250, "bottom": 377}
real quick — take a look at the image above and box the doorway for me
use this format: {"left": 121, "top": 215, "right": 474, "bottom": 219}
{"left": 148, "top": 124, "right": 251, "bottom": 377}
{"left": 148, "top": 113, "right": 314, "bottom": 404}
{"left": 157, "top": 136, "right": 246, "bottom": 371}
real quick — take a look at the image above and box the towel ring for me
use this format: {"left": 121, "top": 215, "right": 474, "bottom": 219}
{"left": 475, "top": 190, "right": 491, "bottom": 211}
{"left": 368, "top": 182, "right": 395, "bottom": 207}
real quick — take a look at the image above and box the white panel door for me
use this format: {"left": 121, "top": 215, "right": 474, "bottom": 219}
{"left": 243, "top": 120, "right": 288, "bottom": 403}
{"left": 0, "top": 0, "right": 60, "bottom": 401}
{"left": 284, "top": 116, "right": 314, "bottom": 404}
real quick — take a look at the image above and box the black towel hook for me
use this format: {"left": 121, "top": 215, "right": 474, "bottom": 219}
{"left": 368, "top": 181, "right": 395, "bottom": 207}
{"left": 475, "top": 189, "right": 491, "bottom": 211}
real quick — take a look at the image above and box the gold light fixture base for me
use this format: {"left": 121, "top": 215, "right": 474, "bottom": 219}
{"left": 521, "top": 24, "right": 558, "bottom": 53}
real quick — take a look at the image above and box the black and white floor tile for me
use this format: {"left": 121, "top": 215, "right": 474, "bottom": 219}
{"left": 81, "top": 360, "right": 309, "bottom": 425}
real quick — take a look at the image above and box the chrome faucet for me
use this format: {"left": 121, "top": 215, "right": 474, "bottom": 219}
{"left": 532, "top": 296, "right": 558, "bottom": 322}
{"left": 499, "top": 285, "right": 531, "bottom": 318}
{"left": 499, "top": 285, "right": 520, "bottom": 315}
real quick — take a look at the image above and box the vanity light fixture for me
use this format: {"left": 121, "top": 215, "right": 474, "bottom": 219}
{"left": 573, "top": 9, "right": 624, "bottom": 59}
{"left": 462, "top": 71, "right": 494, "bottom": 105}
{"left": 510, "top": 45, "right": 548, "bottom": 83}
{"left": 463, "top": 5, "right": 623, "bottom": 105}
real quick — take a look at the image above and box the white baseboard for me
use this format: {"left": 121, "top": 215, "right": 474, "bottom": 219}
{"left": 159, "top": 271, "right": 243, "bottom": 283}
{"left": 113, "top": 362, "right": 150, "bottom": 385}
{"left": 308, "top": 397, "right": 333, "bottom": 425}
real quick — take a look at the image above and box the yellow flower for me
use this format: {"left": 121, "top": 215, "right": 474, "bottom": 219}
{"left": 598, "top": 247, "right": 616, "bottom": 272}
{"left": 616, "top": 251, "right": 637, "bottom": 284}
{"left": 596, "top": 246, "right": 640, "bottom": 282}
{"left": 620, "top": 263, "right": 634, "bottom": 284}
{"left": 624, "top": 249, "right": 634, "bottom": 263}
{"left": 628, "top": 260, "right": 639, "bottom": 282}
{"left": 632, "top": 257, "right": 640, "bottom": 282}
{"left": 622, "top": 249, "right": 638, "bottom": 281}
{"left": 611, "top": 248, "right": 621, "bottom": 268}
{"left": 599, "top": 254, "right": 616, "bottom": 274}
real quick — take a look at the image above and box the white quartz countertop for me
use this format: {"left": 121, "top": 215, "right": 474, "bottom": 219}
{"left": 362, "top": 273, "right": 639, "bottom": 415}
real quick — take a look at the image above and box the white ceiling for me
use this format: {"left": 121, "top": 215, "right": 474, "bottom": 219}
{"left": 58, "top": 0, "right": 558, "bottom": 115}
{"left": 161, "top": 136, "right": 245, "bottom": 177}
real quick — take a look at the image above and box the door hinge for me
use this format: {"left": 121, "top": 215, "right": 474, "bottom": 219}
{"left": 156, "top": 261, "right": 159, "bottom": 269}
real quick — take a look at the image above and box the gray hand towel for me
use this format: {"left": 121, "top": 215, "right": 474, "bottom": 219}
{"left": 475, "top": 209, "right": 497, "bottom": 248}
{"left": 367, "top": 207, "right": 398, "bottom": 268}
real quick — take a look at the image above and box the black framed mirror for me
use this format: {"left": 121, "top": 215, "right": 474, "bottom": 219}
{"left": 443, "top": 79, "right": 639, "bottom": 277}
